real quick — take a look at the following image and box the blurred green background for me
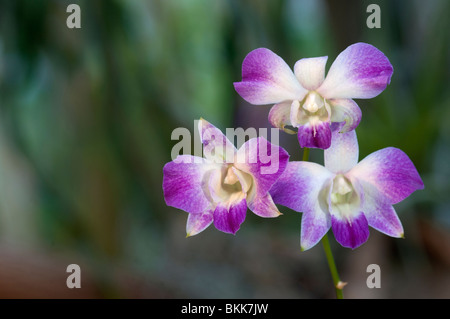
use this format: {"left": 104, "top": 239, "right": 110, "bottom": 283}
{"left": 0, "top": 0, "right": 449, "bottom": 298}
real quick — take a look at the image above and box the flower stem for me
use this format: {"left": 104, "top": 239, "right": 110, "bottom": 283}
{"left": 321, "top": 233, "right": 344, "bottom": 299}
{"left": 302, "top": 147, "right": 344, "bottom": 299}
{"left": 302, "top": 147, "right": 310, "bottom": 161}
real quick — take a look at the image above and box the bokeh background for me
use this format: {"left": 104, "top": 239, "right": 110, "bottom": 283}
{"left": 0, "top": 0, "right": 449, "bottom": 298}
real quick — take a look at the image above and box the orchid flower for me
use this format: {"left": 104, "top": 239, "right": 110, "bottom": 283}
{"left": 163, "top": 119, "right": 289, "bottom": 236}
{"left": 234, "top": 43, "right": 393, "bottom": 149}
{"left": 270, "top": 125, "right": 423, "bottom": 250}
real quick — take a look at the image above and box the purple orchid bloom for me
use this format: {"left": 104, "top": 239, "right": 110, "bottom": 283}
{"left": 163, "top": 119, "right": 289, "bottom": 236}
{"left": 234, "top": 43, "right": 393, "bottom": 149}
{"left": 270, "top": 125, "right": 423, "bottom": 250}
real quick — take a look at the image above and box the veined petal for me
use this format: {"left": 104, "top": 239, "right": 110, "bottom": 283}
{"left": 294, "top": 56, "right": 328, "bottom": 91}
{"left": 213, "top": 196, "right": 247, "bottom": 235}
{"left": 354, "top": 179, "right": 404, "bottom": 238}
{"left": 186, "top": 211, "right": 214, "bottom": 237}
{"left": 270, "top": 161, "right": 334, "bottom": 250}
{"left": 324, "top": 129, "right": 359, "bottom": 174}
{"left": 163, "top": 155, "right": 218, "bottom": 214}
{"left": 301, "top": 209, "right": 332, "bottom": 251}
{"left": 268, "top": 101, "right": 296, "bottom": 134}
{"left": 234, "top": 48, "right": 308, "bottom": 105}
{"left": 247, "top": 193, "right": 281, "bottom": 218}
{"left": 198, "top": 118, "right": 236, "bottom": 163}
{"left": 317, "top": 43, "right": 393, "bottom": 99}
{"left": 234, "top": 137, "right": 289, "bottom": 201}
{"left": 331, "top": 212, "right": 369, "bottom": 249}
{"left": 297, "top": 120, "right": 332, "bottom": 149}
{"left": 270, "top": 161, "right": 334, "bottom": 212}
{"left": 329, "top": 98, "right": 362, "bottom": 133}
{"left": 348, "top": 147, "right": 424, "bottom": 204}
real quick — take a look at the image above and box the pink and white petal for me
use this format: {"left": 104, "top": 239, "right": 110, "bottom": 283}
{"left": 317, "top": 43, "right": 393, "bottom": 99}
{"left": 348, "top": 147, "right": 424, "bottom": 204}
{"left": 270, "top": 161, "right": 333, "bottom": 250}
{"left": 294, "top": 56, "right": 328, "bottom": 91}
{"left": 213, "top": 197, "right": 247, "bottom": 235}
{"left": 367, "top": 203, "right": 403, "bottom": 238}
{"left": 270, "top": 161, "right": 334, "bottom": 215}
{"left": 235, "top": 137, "right": 289, "bottom": 200}
{"left": 247, "top": 193, "right": 281, "bottom": 218}
{"left": 351, "top": 177, "right": 403, "bottom": 238}
{"left": 163, "top": 155, "right": 218, "bottom": 214}
{"left": 329, "top": 98, "right": 362, "bottom": 133}
{"left": 301, "top": 209, "right": 331, "bottom": 251}
{"left": 297, "top": 121, "right": 332, "bottom": 149}
{"left": 234, "top": 48, "right": 308, "bottom": 105}
{"left": 331, "top": 213, "right": 370, "bottom": 249}
{"left": 324, "top": 129, "right": 359, "bottom": 174}
{"left": 186, "top": 211, "right": 214, "bottom": 237}
{"left": 198, "top": 118, "right": 236, "bottom": 163}
{"left": 268, "top": 101, "right": 296, "bottom": 133}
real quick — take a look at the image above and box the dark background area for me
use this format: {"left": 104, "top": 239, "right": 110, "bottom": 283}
{"left": 0, "top": 0, "right": 448, "bottom": 298}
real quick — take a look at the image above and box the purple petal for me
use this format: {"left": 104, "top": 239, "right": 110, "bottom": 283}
{"left": 186, "top": 211, "right": 214, "bottom": 237}
{"left": 317, "top": 43, "right": 393, "bottom": 99}
{"left": 235, "top": 137, "right": 289, "bottom": 200}
{"left": 270, "top": 161, "right": 334, "bottom": 212}
{"left": 331, "top": 213, "right": 369, "bottom": 249}
{"left": 329, "top": 98, "right": 362, "bottom": 133}
{"left": 163, "top": 155, "right": 217, "bottom": 214}
{"left": 234, "top": 48, "right": 307, "bottom": 105}
{"left": 301, "top": 209, "right": 331, "bottom": 251}
{"left": 297, "top": 121, "right": 332, "bottom": 149}
{"left": 294, "top": 56, "right": 328, "bottom": 91}
{"left": 270, "top": 161, "right": 334, "bottom": 250}
{"left": 367, "top": 204, "right": 403, "bottom": 238}
{"left": 213, "top": 197, "right": 247, "bottom": 235}
{"left": 351, "top": 177, "right": 403, "bottom": 238}
{"left": 198, "top": 118, "right": 236, "bottom": 163}
{"left": 247, "top": 193, "right": 281, "bottom": 218}
{"left": 268, "top": 101, "right": 296, "bottom": 133}
{"left": 324, "top": 129, "right": 358, "bottom": 174}
{"left": 366, "top": 196, "right": 403, "bottom": 237}
{"left": 348, "top": 147, "right": 424, "bottom": 204}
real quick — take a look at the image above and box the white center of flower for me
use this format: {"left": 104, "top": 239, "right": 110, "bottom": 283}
{"left": 302, "top": 91, "right": 324, "bottom": 113}
{"left": 331, "top": 175, "right": 353, "bottom": 202}
{"left": 330, "top": 174, "right": 359, "bottom": 222}
{"left": 209, "top": 165, "right": 254, "bottom": 206}
{"left": 224, "top": 166, "right": 239, "bottom": 185}
{"left": 291, "top": 91, "right": 331, "bottom": 128}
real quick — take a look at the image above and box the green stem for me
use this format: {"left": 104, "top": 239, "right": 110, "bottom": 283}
{"left": 302, "top": 147, "right": 310, "bottom": 161}
{"left": 321, "top": 233, "right": 344, "bottom": 299}
{"left": 302, "top": 147, "right": 344, "bottom": 299}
